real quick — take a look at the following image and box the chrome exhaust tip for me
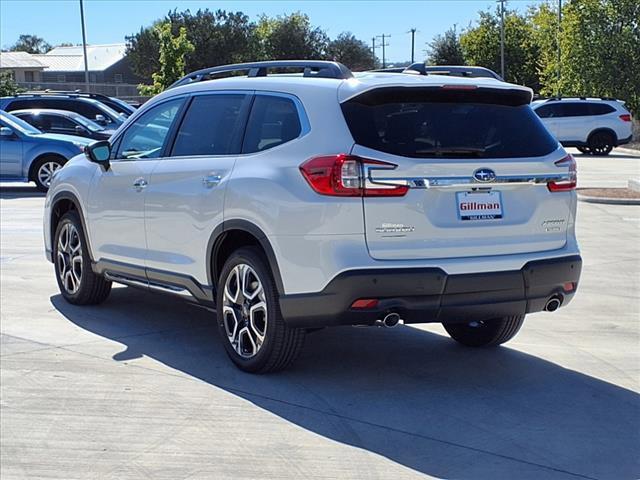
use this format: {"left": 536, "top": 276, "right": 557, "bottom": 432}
{"left": 375, "top": 312, "right": 404, "bottom": 328}
{"left": 544, "top": 296, "right": 562, "bottom": 312}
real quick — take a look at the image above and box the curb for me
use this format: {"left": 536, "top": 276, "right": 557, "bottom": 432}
{"left": 577, "top": 194, "right": 640, "bottom": 205}
{"left": 615, "top": 147, "right": 640, "bottom": 157}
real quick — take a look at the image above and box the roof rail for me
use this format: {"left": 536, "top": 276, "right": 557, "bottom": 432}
{"left": 542, "top": 96, "right": 620, "bottom": 102}
{"left": 15, "top": 90, "right": 113, "bottom": 101}
{"left": 169, "top": 60, "right": 354, "bottom": 89}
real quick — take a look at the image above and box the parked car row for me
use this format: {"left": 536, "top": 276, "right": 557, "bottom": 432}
{"left": 0, "top": 91, "right": 138, "bottom": 190}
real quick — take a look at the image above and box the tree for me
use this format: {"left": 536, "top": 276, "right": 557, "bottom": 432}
{"left": 138, "top": 22, "right": 194, "bottom": 96}
{"left": 10, "top": 34, "right": 51, "bottom": 54}
{"left": 327, "top": 32, "right": 375, "bottom": 70}
{"left": 427, "top": 26, "right": 465, "bottom": 65}
{"left": 126, "top": 9, "right": 255, "bottom": 82}
{"left": 532, "top": 0, "right": 640, "bottom": 113}
{"left": 255, "top": 12, "right": 328, "bottom": 60}
{"left": 0, "top": 72, "right": 23, "bottom": 96}
{"left": 460, "top": 8, "right": 540, "bottom": 89}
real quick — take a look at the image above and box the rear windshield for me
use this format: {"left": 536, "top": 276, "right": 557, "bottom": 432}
{"left": 341, "top": 88, "right": 558, "bottom": 158}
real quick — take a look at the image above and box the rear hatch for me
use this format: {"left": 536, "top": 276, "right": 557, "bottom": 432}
{"left": 340, "top": 85, "right": 575, "bottom": 261}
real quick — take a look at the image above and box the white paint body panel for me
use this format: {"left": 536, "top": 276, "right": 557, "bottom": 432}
{"left": 44, "top": 71, "right": 580, "bottom": 297}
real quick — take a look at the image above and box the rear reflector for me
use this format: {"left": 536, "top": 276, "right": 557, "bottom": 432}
{"left": 563, "top": 282, "right": 575, "bottom": 292}
{"left": 548, "top": 154, "right": 577, "bottom": 192}
{"left": 351, "top": 299, "right": 379, "bottom": 309}
{"left": 619, "top": 114, "right": 632, "bottom": 122}
{"left": 300, "top": 154, "right": 409, "bottom": 197}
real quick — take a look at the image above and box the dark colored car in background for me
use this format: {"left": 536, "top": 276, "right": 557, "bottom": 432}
{"left": 11, "top": 109, "right": 116, "bottom": 141}
{"left": 0, "top": 94, "right": 125, "bottom": 128}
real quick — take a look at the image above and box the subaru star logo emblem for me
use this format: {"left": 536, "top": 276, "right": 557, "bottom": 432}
{"left": 473, "top": 168, "right": 497, "bottom": 183}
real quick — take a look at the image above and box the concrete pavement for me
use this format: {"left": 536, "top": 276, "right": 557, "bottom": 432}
{"left": 1, "top": 152, "right": 639, "bottom": 479}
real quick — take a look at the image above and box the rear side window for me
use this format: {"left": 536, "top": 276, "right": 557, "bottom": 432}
{"left": 46, "top": 115, "right": 76, "bottom": 129}
{"left": 171, "top": 94, "right": 247, "bottom": 156}
{"left": 342, "top": 88, "right": 557, "bottom": 158}
{"left": 589, "top": 103, "right": 615, "bottom": 115}
{"left": 242, "top": 95, "right": 302, "bottom": 153}
{"left": 6, "top": 99, "right": 46, "bottom": 110}
{"left": 560, "top": 103, "right": 592, "bottom": 117}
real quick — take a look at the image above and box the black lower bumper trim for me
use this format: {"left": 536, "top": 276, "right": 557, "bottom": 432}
{"left": 279, "top": 255, "right": 582, "bottom": 328}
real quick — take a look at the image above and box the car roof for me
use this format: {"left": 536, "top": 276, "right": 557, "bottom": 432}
{"left": 156, "top": 70, "right": 532, "bottom": 106}
{"left": 11, "top": 108, "right": 84, "bottom": 118}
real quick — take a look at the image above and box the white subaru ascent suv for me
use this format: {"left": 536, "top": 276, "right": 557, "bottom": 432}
{"left": 44, "top": 61, "right": 582, "bottom": 373}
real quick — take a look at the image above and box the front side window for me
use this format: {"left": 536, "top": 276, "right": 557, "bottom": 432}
{"left": 171, "top": 94, "right": 247, "bottom": 156}
{"left": 116, "top": 98, "right": 183, "bottom": 159}
{"left": 242, "top": 95, "right": 302, "bottom": 153}
{"left": 47, "top": 115, "right": 76, "bottom": 130}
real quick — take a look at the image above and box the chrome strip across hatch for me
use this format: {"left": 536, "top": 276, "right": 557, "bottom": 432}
{"left": 366, "top": 172, "right": 571, "bottom": 189}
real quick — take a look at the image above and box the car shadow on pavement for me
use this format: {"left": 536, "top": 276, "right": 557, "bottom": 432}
{"left": 51, "top": 287, "right": 640, "bottom": 480}
{"left": 0, "top": 185, "right": 45, "bottom": 199}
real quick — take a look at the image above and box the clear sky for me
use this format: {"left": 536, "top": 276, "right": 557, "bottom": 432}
{"left": 0, "top": 0, "right": 540, "bottom": 64}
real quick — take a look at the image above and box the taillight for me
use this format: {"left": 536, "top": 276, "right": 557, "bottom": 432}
{"left": 619, "top": 114, "right": 632, "bottom": 122}
{"left": 300, "top": 154, "right": 409, "bottom": 197}
{"left": 547, "top": 154, "right": 577, "bottom": 192}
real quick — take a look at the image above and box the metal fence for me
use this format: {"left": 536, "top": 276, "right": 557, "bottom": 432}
{"left": 16, "top": 81, "right": 149, "bottom": 102}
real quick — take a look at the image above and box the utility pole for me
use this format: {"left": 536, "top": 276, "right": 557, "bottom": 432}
{"left": 79, "top": 0, "right": 90, "bottom": 88}
{"left": 498, "top": 0, "right": 505, "bottom": 80}
{"left": 376, "top": 34, "right": 390, "bottom": 69}
{"left": 372, "top": 37, "right": 377, "bottom": 67}
{"left": 409, "top": 28, "right": 417, "bottom": 63}
{"left": 557, "top": 0, "right": 562, "bottom": 95}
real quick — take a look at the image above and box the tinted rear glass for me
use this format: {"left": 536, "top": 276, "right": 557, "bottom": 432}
{"left": 589, "top": 103, "right": 615, "bottom": 115}
{"left": 342, "top": 88, "right": 557, "bottom": 158}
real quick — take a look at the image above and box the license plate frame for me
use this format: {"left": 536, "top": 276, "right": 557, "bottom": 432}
{"left": 456, "top": 191, "right": 503, "bottom": 221}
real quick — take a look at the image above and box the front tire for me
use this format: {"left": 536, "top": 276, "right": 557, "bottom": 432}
{"left": 54, "top": 212, "right": 112, "bottom": 305}
{"left": 32, "top": 156, "right": 65, "bottom": 191}
{"left": 216, "top": 247, "right": 305, "bottom": 373}
{"left": 443, "top": 315, "right": 525, "bottom": 347}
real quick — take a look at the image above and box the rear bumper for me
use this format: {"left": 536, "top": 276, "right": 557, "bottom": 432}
{"left": 279, "top": 255, "right": 582, "bottom": 328}
{"left": 617, "top": 134, "right": 632, "bottom": 146}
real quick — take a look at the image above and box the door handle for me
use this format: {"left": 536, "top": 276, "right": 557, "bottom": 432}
{"left": 202, "top": 174, "right": 222, "bottom": 188}
{"left": 133, "top": 178, "right": 148, "bottom": 191}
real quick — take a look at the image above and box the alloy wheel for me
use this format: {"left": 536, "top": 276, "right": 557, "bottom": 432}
{"left": 222, "top": 264, "right": 268, "bottom": 358}
{"left": 38, "top": 161, "right": 61, "bottom": 188}
{"left": 57, "top": 223, "right": 83, "bottom": 294}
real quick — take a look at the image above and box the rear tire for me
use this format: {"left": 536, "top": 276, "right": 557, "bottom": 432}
{"left": 587, "top": 131, "right": 615, "bottom": 156}
{"left": 32, "top": 156, "right": 65, "bottom": 191}
{"left": 443, "top": 315, "right": 525, "bottom": 347}
{"left": 54, "top": 212, "right": 112, "bottom": 305}
{"left": 576, "top": 146, "right": 592, "bottom": 155}
{"left": 216, "top": 247, "right": 305, "bottom": 373}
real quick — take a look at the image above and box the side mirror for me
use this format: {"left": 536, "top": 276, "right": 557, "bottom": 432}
{"left": 94, "top": 114, "right": 107, "bottom": 125}
{"left": 84, "top": 140, "right": 111, "bottom": 169}
{"left": 0, "top": 126, "right": 14, "bottom": 137}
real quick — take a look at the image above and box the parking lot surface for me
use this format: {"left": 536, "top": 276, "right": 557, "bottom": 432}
{"left": 1, "top": 150, "right": 639, "bottom": 479}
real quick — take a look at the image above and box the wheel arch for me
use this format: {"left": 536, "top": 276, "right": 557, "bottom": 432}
{"left": 587, "top": 127, "right": 618, "bottom": 144}
{"left": 207, "top": 220, "right": 285, "bottom": 295}
{"left": 28, "top": 152, "right": 68, "bottom": 181}
{"left": 50, "top": 191, "right": 94, "bottom": 262}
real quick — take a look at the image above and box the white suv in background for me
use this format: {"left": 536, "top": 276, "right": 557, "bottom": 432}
{"left": 532, "top": 97, "right": 633, "bottom": 155}
{"left": 44, "top": 61, "right": 582, "bottom": 373}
